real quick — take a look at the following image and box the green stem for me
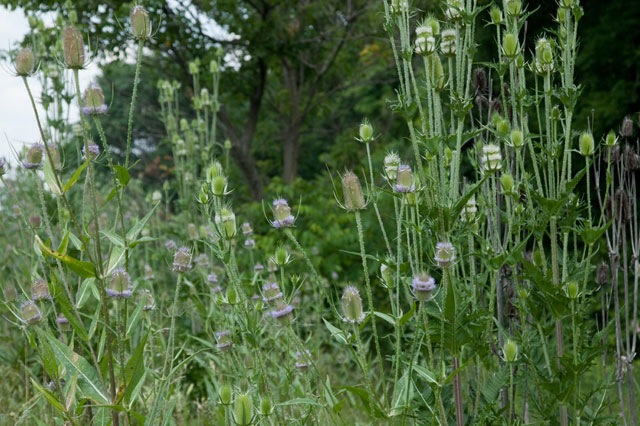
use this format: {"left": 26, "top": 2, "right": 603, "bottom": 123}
{"left": 125, "top": 40, "right": 144, "bottom": 168}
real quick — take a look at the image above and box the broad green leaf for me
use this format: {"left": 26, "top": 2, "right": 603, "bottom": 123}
{"left": 36, "top": 328, "right": 109, "bottom": 404}
{"left": 101, "top": 230, "right": 124, "bottom": 248}
{"left": 105, "top": 246, "right": 125, "bottom": 277}
{"left": 399, "top": 303, "right": 416, "bottom": 326}
{"left": 323, "top": 318, "right": 347, "bottom": 344}
{"left": 412, "top": 365, "right": 439, "bottom": 387}
{"left": 114, "top": 165, "right": 130, "bottom": 187}
{"left": 57, "top": 231, "right": 69, "bottom": 255}
{"left": 126, "top": 202, "right": 159, "bottom": 242}
{"left": 373, "top": 311, "right": 395, "bottom": 326}
{"left": 54, "top": 285, "right": 89, "bottom": 341}
{"left": 77, "top": 278, "right": 96, "bottom": 309}
{"left": 35, "top": 235, "right": 95, "bottom": 278}
{"left": 123, "top": 332, "right": 148, "bottom": 405}
{"left": 63, "top": 160, "right": 89, "bottom": 193}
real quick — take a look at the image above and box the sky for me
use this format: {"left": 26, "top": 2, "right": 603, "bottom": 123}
{"left": 0, "top": 6, "right": 99, "bottom": 166}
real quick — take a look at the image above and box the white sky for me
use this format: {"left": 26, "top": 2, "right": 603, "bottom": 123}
{"left": 0, "top": 6, "right": 99, "bottom": 165}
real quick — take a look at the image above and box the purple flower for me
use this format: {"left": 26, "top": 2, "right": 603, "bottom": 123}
{"left": 107, "top": 267, "right": 133, "bottom": 299}
{"left": 393, "top": 164, "right": 416, "bottom": 193}
{"left": 22, "top": 143, "right": 44, "bottom": 170}
{"left": 207, "top": 273, "right": 219, "bottom": 284}
{"left": 164, "top": 239, "right": 177, "bottom": 252}
{"left": 244, "top": 238, "right": 256, "bottom": 249}
{"left": 262, "top": 282, "right": 283, "bottom": 303}
{"left": 295, "top": 349, "right": 312, "bottom": 370}
{"left": 215, "top": 330, "right": 232, "bottom": 351}
{"left": 172, "top": 247, "right": 193, "bottom": 272}
{"left": 270, "top": 198, "right": 295, "bottom": 228}
{"left": 82, "top": 142, "right": 100, "bottom": 160}
{"left": 254, "top": 263, "right": 264, "bottom": 272}
{"left": 411, "top": 274, "right": 436, "bottom": 301}
{"left": 270, "top": 302, "right": 294, "bottom": 325}
{"left": 434, "top": 242, "right": 456, "bottom": 267}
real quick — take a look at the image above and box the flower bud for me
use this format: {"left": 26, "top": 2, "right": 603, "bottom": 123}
{"left": 434, "top": 242, "right": 456, "bottom": 268}
{"left": 359, "top": 120, "right": 373, "bottom": 142}
{"left": 274, "top": 247, "right": 289, "bottom": 266}
{"left": 497, "top": 118, "right": 510, "bottom": 135}
{"left": 490, "top": 6, "right": 502, "bottom": 24}
{"left": 394, "top": 164, "right": 416, "bottom": 193}
{"left": 241, "top": 222, "right": 253, "bottom": 235}
{"left": 441, "top": 29, "right": 457, "bottom": 56}
{"left": 295, "top": 349, "right": 312, "bottom": 370}
{"left": 210, "top": 60, "right": 219, "bottom": 74}
{"left": 566, "top": 281, "right": 579, "bottom": 299}
{"left": 211, "top": 175, "right": 227, "bottom": 196}
{"left": 341, "top": 286, "right": 365, "bottom": 324}
{"left": 481, "top": 144, "right": 502, "bottom": 173}
{"left": 579, "top": 132, "right": 594, "bottom": 157}
{"left": 15, "top": 47, "right": 35, "bottom": 76}
{"left": 503, "top": 33, "right": 518, "bottom": 58}
{"left": 271, "top": 199, "right": 295, "bottom": 228}
{"left": 219, "top": 385, "right": 232, "bottom": 405}
{"left": 56, "top": 315, "right": 71, "bottom": 332}
{"left": 215, "top": 207, "right": 236, "bottom": 238}
{"left": 510, "top": 129, "right": 524, "bottom": 148}
{"left": 31, "top": 279, "right": 51, "bottom": 301}
{"left": 23, "top": 143, "right": 44, "bottom": 170}
{"left": 107, "top": 267, "right": 132, "bottom": 298}
{"left": 188, "top": 60, "right": 199, "bottom": 75}
{"left": 130, "top": 6, "right": 152, "bottom": 40}
{"left": 216, "top": 330, "right": 232, "bottom": 351}
{"left": 605, "top": 131, "right": 617, "bottom": 147}
{"left": 234, "top": 394, "right": 253, "bottom": 426}
{"left": 503, "top": 339, "right": 518, "bottom": 362}
{"left": 444, "top": 0, "right": 463, "bottom": 20}
{"left": 172, "top": 247, "right": 193, "bottom": 272}
{"left": 412, "top": 273, "right": 436, "bottom": 302}
{"left": 82, "top": 82, "right": 107, "bottom": 115}
{"left": 500, "top": 173, "right": 514, "bottom": 194}
{"left": 139, "top": 288, "right": 155, "bottom": 310}
{"left": 342, "top": 171, "right": 366, "bottom": 211}
{"left": 262, "top": 282, "right": 283, "bottom": 303}
{"left": 21, "top": 301, "right": 42, "bottom": 324}
{"left": 62, "top": 26, "right": 85, "bottom": 69}
{"left": 29, "top": 214, "right": 42, "bottom": 228}
{"left": 383, "top": 152, "right": 401, "bottom": 181}
{"left": 82, "top": 142, "right": 100, "bottom": 160}
{"left": 534, "top": 38, "right": 554, "bottom": 74}
{"left": 415, "top": 25, "right": 436, "bottom": 56}
{"left": 506, "top": 0, "right": 522, "bottom": 16}
{"left": 270, "top": 301, "right": 294, "bottom": 325}
{"left": 151, "top": 190, "right": 162, "bottom": 203}
{"left": 390, "top": 0, "right": 408, "bottom": 14}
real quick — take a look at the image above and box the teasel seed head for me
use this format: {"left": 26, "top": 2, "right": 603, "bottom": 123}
{"left": 234, "top": 393, "right": 253, "bottom": 426}
{"left": 434, "top": 242, "right": 456, "bottom": 268}
{"left": 295, "top": 349, "right": 313, "bottom": 370}
{"left": 219, "top": 384, "right": 232, "bottom": 405}
{"left": 394, "top": 164, "right": 416, "bottom": 193}
{"left": 62, "top": 26, "right": 85, "bottom": 69}
{"left": 383, "top": 152, "right": 401, "bottom": 181}
{"left": 15, "top": 47, "right": 35, "bottom": 76}
{"left": 260, "top": 397, "right": 273, "bottom": 416}
{"left": 506, "top": 0, "right": 522, "bottom": 17}
{"left": 271, "top": 198, "right": 295, "bottom": 228}
{"left": 130, "top": 5, "right": 152, "bottom": 40}
{"left": 23, "top": 143, "right": 44, "bottom": 170}
{"left": 359, "top": 119, "right": 374, "bottom": 142}
{"left": 262, "top": 282, "right": 283, "bottom": 303}
{"left": 503, "top": 33, "right": 518, "bottom": 58}
{"left": 341, "top": 171, "right": 366, "bottom": 211}
{"left": 3, "top": 284, "right": 17, "bottom": 302}
{"left": 441, "top": 29, "right": 457, "bottom": 56}
{"left": 215, "top": 330, "right": 232, "bottom": 351}
{"left": 624, "top": 145, "right": 640, "bottom": 171}
{"left": 269, "top": 300, "right": 294, "bottom": 325}
{"left": 82, "top": 82, "right": 107, "bottom": 115}
{"left": 481, "top": 144, "right": 502, "bottom": 173}
{"left": 595, "top": 262, "right": 609, "bottom": 286}
{"left": 510, "top": 129, "right": 524, "bottom": 148}
{"left": 579, "top": 132, "right": 595, "bottom": 157}
{"left": 215, "top": 207, "right": 237, "bottom": 238}
{"left": 172, "top": 246, "right": 193, "bottom": 272}
{"left": 503, "top": 339, "right": 518, "bottom": 362}
{"left": 411, "top": 273, "right": 436, "bottom": 302}
{"left": 621, "top": 116, "right": 634, "bottom": 138}
{"left": 107, "top": 267, "right": 132, "bottom": 299}
{"left": 29, "top": 214, "right": 42, "bottom": 228}
{"left": 21, "top": 301, "right": 42, "bottom": 324}
{"left": 566, "top": 281, "right": 579, "bottom": 299}
{"left": 342, "top": 285, "right": 365, "bottom": 324}
{"left": 461, "top": 195, "right": 478, "bottom": 222}
{"left": 500, "top": 173, "right": 515, "bottom": 194}
{"left": 31, "top": 279, "right": 51, "bottom": 301}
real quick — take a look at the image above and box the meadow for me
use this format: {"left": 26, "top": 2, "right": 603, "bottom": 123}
{"left": 0, "top": 0, "right": 639, "bottom": 424}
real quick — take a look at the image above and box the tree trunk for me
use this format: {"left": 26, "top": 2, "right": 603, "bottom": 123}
{"left": 283, "top": 122, "right": 300, "bottom": 184}
{"left": 230, "top": 142, "right": 264, "bottom": 199}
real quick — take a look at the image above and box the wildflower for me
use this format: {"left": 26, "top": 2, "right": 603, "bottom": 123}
{"left": 411, "top": 273, "right": 436, "bottom": 301}
{"left": 534, "top": 38, "right": 554, "bottom": 74}
{"left": 434, "top": 242, "right": 456, "bottom": 267}
{"left": 82, "top": 142, "right": 100, "bottom": 160}
{"left": 270, "top": 198, "right": 295, "bottom": 228}
{"left": 29, "top": 214, "right": 41, "bottom": 228}
{"left": 107, "top": 267, "right": 132, "bottom": 298}
{"left": 62, "top": 26, "right": 85, "bottom": 69}
{"left": 195, "top": 253, "right": 209, "bottom": 268}
{"left": 56, "top": 315, "right": 71, "bottom": 331}
{"left": 503, "top": 33, "right": 519, "bottom": 58}
{"left": 144, "top": 264, "right": 155, "bottom": 280}
{"left": 444, "top": 0, "right": 464, "bottom": 20}
{"left": 579, "top": 132, "right": 595, "bottom": 157}
{"left": 215, "top": 330, "right": 232, "bottom": 351}
{"left": 165, "top": 240, "right": 177, "bottom": 252}
{"left": 441, "top": 29, "right": 457, "bottom": 56}
{"left": 341, "top": 286, "right": 365, "bottom": 324}
{"left": 262, "top": 282, "right": 283, "bottom": 303}
{"left": 207, "top": 273, "right": 219, "bottom": 285}
{"left": 359, "top": 119, "right": 374, "bottom": 142}
{"left": 15, "top": 47, "right": 35, "bottom": 76}
{"left": 503, "top": 339, "right": 518, "bottom": 362}
{"left": 481, "top": 144, "right": 502, "bottom": 173}
{"left": 151, "top": 190, "right": 162, "bottom": 203}
{"left": 21, "top": 301, "right": 41, "bottom": 324}
{"left": 23, "top": 143, "right": 44, "bottom": 170}
{"left": 241, "top": 222, "right": 253, "bottom": 235}
{"left": 234, "top": 393, "right": 253, "bottom": 426}
{"left": 341, "top": 171, "right": 366, "bottom": 211}
{"left": 138, "top": 289, "right": 155, "bottom": 310}
{"left": 130, "top": 5, "right": 152, "bottom": 40}
{"left": 172, "top": 247, "right": 193, "bottom": 272}
{"left": 461, "top": 196, "right": 477, "bottom": 222}
{"left": 82, "top": 82, "right": 108, "bottom": 115}
{"left": 244, "top": 238, "right": 255, "bottom": 249}
{"left": 394, "top": 164, "right": 416, "bottom": 193}
{"left": 254, "top": 263, "right": 264, "bottom": 272}
{"left": 215, "top": 207, "right": 237, "bottom": 238}
{"left": 269, "top": 301, "right": 294, "bottom": 325}
{"left": 295, "top": 349, "right": 313, "bottom": 370}
{"left": 384, "top": 152, "right": 401, "bottom": 181}
{"left": 31, "top": 279, "right": 51, "bottom": 301}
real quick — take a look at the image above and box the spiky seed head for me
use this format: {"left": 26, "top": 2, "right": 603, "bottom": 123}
{"left": 621, "top": 116, "right": 634, "bottom": 138}
{"left": 461, "top": 195, "right": 477, "bottom": 222}
{"left": 342, "top": 286, "right": 365, "bottom": 324}
{"left": 434, "top": 242, "right": 456, "bottom": 268}
{"left": 506, "top": 0, "right": 522, "bottom": 16}
{"left": 271, "top": 199, "right": 295, "bottom": 228}
{"left": 23, "top": 143, "right": 44, "bottom": 170}
{"left": 62, "top": 26, "right": 85, "bottom": 69}
{"left": 605, "top": 131, "right": 617, "bottom": 147}
{"left": 441, "top": 29, "right": 457, "bottom": 56}
{"left": 107, "top": 267, "right": 132, "bottom": 298}
{"left": 234, "top": 393, "right": 253, "bottom": 426}
{"left": 31, "top": 279, "right": 51, "bottom": 301}
{"left": 359, "top": 120, "right": 373, "bottom": 142}
{"left": 394, "top": 164, "right": 416, "bottom": 193}
{"left": 172, "top": 247, "right": 193, "bottom": 272}
{"left": 262, "top": 282, "right": 283, "bottom": 303}
{"left": 500, "top": 173, "right": 514, "bottom": 194}
{"left": 269, "top": 301, "right": 294, "bottom": 325}
{"left": 341, "top": 171, "right": 366, "bottom": 211}
{"left": 481, "top": 144, "right": 502, "bottom": 173}
{"left": 3, "top": 284, "right": 17, "bottom": 302}
{"left": 82, "top": 82, "right": 107, "bottom": 115}
{"left": 566, "top": 281, "right": 579, "bottom": 299}
{"left": 490, "top": 6, "right": 502, "bottom": 24}
{"left": 411, "top": 273, "right": 436, "bottom": 302}
{"left": 241, "top": 222, "right": 253, "bottom": 235}
{"left": 215, "top": 207, "right": 236, "bottom": 238}
{"left": 503, "top": 339, "right": 518, "bottom": 362}
{"left": 274, "top": 247, "right": 289, "bottom": 266}
{"left": 29, "top": 214, "right": 42, "bottom": 228}
{"left": 510, "top": 129, "right": 524, "bottom": 148}
{"left": 503, "top": 33, "right": 518, "bottom": 58}
{"left": 383, "top": 152, "right": 401, "bottom": 181}
{"left": 130, "top": 6, "right": 152, "bottom": 40}
{"left": 215, "top": 330, "right": 232, "bottom": 351}
{"left": 15, "top": 47, "right": 35, "bottom": 76}
{"left": 56, "top": 314, "right": 71, "bottom": 331}
{"left": 219, "top": 385, "right": 232, "bottom": 405}
{"left": 21, "top": 301, "right": 41, "bottom": 324}
{"left": 596, "top": 262, "right": 609, "bottom": 285}
{"left": 534, "top": 38, "right": 554, "bottom": 74}
{"left": 579, "top": 132, "right": 594, "bottom": 157}
{"left": 260, "top": 397, "right": 273, "bottom": 416}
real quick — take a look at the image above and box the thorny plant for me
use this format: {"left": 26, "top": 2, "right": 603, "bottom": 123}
{"left": 0, "top": 0, "right": 639, "bottom": 425}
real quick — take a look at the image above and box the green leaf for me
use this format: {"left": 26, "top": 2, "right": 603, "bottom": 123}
{"left": 277, "top": 398, "right": 323, "bottom": 407}
{"left": 35, "top": 235, "right": 95, "bottom": 278}
{"left": 399, "top": 303, "right": 416, "bottom": 326}
{"left": 35, "top": 328, "right": 109, "bottom": 404}
{"left": 101, "top": 230, "right": 125, "bottom": 248}
{"left": 63, "top": 160, "right": 89, "bottom": 193}
{"left": 77, "top": 278, "right": 96, "bottom": 309}
{"left": 412, "top": 365, "right": 439, "bottom": 387}
{"left": 123, "top": 332, "right": 148, "bottom": 405}
{"left": 54, "top": 285, "right": 89, "bottom": 341}
{"left": 323, "top": 318, "right": 347, "bottom": 345}
{"left": 127, "top": 202, "right": 159, "bottom": 242}
{"left": 43, "top": 156, "right": 62, "bottom": 195}
{"left": 31, "top": 378, "right": 67, "bottom": 413}
{"left": 57, "top": 231, "right": 70, "bottom": 255}
{"left": 373, "top": 311, "right": 395, "bottom": 326}
{"left": 105, "top": 246, "right": 125, "bottom": 277}
{"left": 113, "top": 165, "right": 130, "bottom": 187}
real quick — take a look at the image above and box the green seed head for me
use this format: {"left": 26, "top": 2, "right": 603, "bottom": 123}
{"left": 605, "top": 131, "right": 617, "bottom": 147}
{"left": 341, "top": 285, "right": 364, "bottom": 324}
{"left": 497, "top": 118, "right": 510, "bottom": 135}
{"left": 490, "top": 6, "right": 502, "bottom": 25}
{"left": 234, "top": 394, "right": 253, "bottom": 426}
{"left": 503, "top": 33, "right": 519, "bottom": 58}
{"left": 567, "top": 281, "right": 579, "bottom": 299}
{"left": 506, "top": 0, "right": 522, "bottom": 17}
{"left": 15, "top": 47, "right": 35, "bottom": 76}
{"left": 503, "top": 339, "right": 518, "bottom": 362}
{"left": 260, "top": 397, "right": 272, "bottom": 416}
{"left": 62, "top": 26, "right": 85, "bottom": 69}
{"left": 130, "top": 5, "right": 152, "bottom": 40}
{"left": 579, "top": 132, "right": 594, "bottom": 157}
{"left": 212, "top": 175, "right": 227, "bottom": 196}
{"left": 341, "top": 171, "right": 366, "bottom": 211}
{"left": 359, "top": 119, "right": 374, "bottom": 142}
{"left": 500, "top": 173, "right": 514, "bottom": 194}
{"left": 510, "top": 129, "right": 524, "bottom": 148}
{"left": 219, "top": 385, "right": 232, "bottom": 405}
